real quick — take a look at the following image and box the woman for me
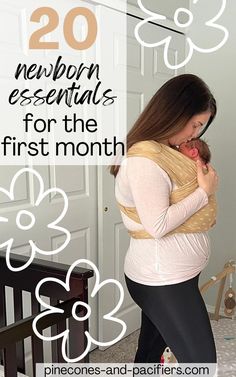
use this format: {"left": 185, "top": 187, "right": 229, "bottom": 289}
{"left": 110, "top": 74, "right": 218, "bottom": 364}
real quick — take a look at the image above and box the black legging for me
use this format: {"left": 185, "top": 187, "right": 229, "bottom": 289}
{"left": 125, "top": 273, "right": 217, "bottom": 364}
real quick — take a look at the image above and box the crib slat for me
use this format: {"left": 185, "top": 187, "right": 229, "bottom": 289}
{"left": 31, "top": 334, "right": 44, "bottom": 377}
{"left": 69, "top": 316, "right": 87, "bottom": 361}
{"left": 0, "top": 284, "right": 6, "bottom": 326}
{"left": 4, "top": 344, "right": 17, "bottom": 377}
{"left": 50, "top": 298, "right": 67, "bottom": 362}
{"left": 0, "top": 285, "right": 6, "bottom": 366}
{"left": 57, "top": 319, "right": 67, "bottom": 362}
{"left": 13, "top": 288, "right": 26, "bottom": 373}
{"left": 31, "top": 296, "right": 43, "bottom": 377}
{"left": 68, "top": 291, "right": 89, "bottom": 362}
{"left": 51, "top": 297, "right": 59, "bottom": 362}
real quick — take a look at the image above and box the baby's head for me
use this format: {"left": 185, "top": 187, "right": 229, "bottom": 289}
{"left": 179, "top": 138, "right": 211, "bottom": 164}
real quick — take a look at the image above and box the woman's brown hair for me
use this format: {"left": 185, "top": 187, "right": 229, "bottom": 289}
{"left": 109, "top": 74, "right": 216, "bottom": 177}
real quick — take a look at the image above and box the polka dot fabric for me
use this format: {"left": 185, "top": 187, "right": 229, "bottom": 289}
{"left": 119, "top": 140, "right": 217, "bottom": 239}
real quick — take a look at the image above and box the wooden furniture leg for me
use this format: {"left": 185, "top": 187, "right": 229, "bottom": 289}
{"left": 214, "top": 276, "right": 226, "bottom": 321}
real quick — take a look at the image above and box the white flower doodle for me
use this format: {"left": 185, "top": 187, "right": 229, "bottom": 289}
{"left": 135, "top": 0, "right": 229, "bottom": 69}
{"left": 32, "top": 259, "right": 126, "bottom": 362}
{"left": 0, "top": 168, "right": 70, "bottom": 272}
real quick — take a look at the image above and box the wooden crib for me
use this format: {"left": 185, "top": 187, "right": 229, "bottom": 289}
{"left": 0, "top": 251, "right": 94, "bottom": 377}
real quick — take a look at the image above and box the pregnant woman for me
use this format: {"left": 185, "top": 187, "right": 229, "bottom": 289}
{"left": 110, "top": 74, "right": 218, "bottom": 366}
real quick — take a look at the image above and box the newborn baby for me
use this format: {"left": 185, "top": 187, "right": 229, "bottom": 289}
{"left": 178, "top": 138, "right": 211, "bottom": 171}
{"left": 178, "top": 138, "right": 215, "bottom": 225}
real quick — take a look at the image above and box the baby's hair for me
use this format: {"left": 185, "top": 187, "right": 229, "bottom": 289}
{"left": 185, "top": 138, "right": 211, "bottom": 164}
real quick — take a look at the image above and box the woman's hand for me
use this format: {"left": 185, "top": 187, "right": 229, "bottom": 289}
{"left": 196, "top": 160, "right": 218, "bottom": 196}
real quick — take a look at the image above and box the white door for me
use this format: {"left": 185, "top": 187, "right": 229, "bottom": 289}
{"left": 0, "top": 0, "right": 98, "bottom": 348}
{"left": 99, "top": 14, "right": 186, "bottom": 345}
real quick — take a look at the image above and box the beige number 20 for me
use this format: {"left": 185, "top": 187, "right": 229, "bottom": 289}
{"left": 29, "top": 7, "right": 97, "bottom": 50}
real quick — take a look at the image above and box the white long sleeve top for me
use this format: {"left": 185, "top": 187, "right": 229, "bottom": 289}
{"left": 115, "top": 156, "right": 211, "bottom": 286}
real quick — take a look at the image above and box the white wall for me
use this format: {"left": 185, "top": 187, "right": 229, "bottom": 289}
{"left": 127, "top": 0, "right": 189, "bottom": 21}
{"left": 186, "top": 0, "right": 236, "bottom": 309}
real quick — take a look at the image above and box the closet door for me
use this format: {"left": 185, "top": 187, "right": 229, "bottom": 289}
{"left": 99, "top": 14, "right": 186, "bottom": 345}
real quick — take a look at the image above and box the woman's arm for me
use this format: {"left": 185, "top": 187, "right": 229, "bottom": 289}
{"left": 126, "top": 156, "right": 208, "bottom": 239}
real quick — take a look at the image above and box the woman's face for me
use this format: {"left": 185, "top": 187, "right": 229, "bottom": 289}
{"left": 168, "top": 111, "right": 212, "bottom": 147}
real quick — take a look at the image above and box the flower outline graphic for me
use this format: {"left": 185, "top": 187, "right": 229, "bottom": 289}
{"left": 0, "top": 167, "right": 70, "bottom": 272}
{"left": 32, "top": 259, "right": 127, "bottom": 362}
{"left": 135, "top": 0, "right": 229, "bottom": 69}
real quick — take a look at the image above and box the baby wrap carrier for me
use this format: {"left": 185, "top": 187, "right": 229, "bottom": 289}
{"left": 117, "top": 140, "right": 217, "bottom": 238}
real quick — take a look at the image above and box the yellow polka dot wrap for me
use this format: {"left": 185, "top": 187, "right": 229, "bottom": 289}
{"left": 117, "top": 140, "right": 217, "bottom": 238}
